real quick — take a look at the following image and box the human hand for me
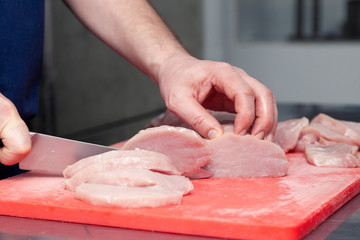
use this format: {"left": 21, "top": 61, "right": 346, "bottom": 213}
{"left": 155, "top": 54, "right": 278, "bottom": 140}
{"left": 0, "top": 93, "right": 31, "bottom": 165}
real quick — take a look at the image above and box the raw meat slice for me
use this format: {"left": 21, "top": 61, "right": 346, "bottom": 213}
{"left": 146, "top": 110, "right": 189, "bottom": 128}
{"left": 63, "top": 149, "right": 180, "bottom": 178}
{"left": 183, "top": 168, "right": 214, "bottom": 179}
{"left": 146, "top": 110, "right": 236, "bottom": 129}
{"left": 77, "top": 168, "right": 193, "bottom": 195}
{"left": 63, "top": 153, "right": 181, "bottom": 191}
{"left": 204, "top": 134, "right": 289, "bottom": 178}
{"left": 309, "top": 113, "right": 360, "bottom": 146}
{"left": 75, "top": 184, "right": 183, "bottom": 208}
{"left": 121, "top": 126, "right": 212, "bottom": 174}
{"left": 293, "top": 133, "right": 318, "bottom": 152}
{"left": 301, "top": 123, "right": 355, "bottom": 146}
{"left": 305, "top": 143, "right": 360, "bottom": 167}
{"left": 274, "top": 117, "right": 309, "bottom": 153}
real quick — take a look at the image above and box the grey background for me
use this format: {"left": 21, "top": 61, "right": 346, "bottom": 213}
{"left": 31, "top": 0, "right": 202, "bottom": 145}
{"left": 30, "top": 0, "right": 360, "bottom": 145}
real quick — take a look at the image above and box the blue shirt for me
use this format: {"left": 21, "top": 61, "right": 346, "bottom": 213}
{"left": 0, "top": 0, "right": 44, "bottom": 121}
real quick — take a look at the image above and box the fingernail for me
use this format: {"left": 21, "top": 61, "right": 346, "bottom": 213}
{"left": 239, "top": 130, "right": 247, "bottom": 136}
{"left": 265, "top": 133, "right": 273, "bottom": 141}
{"left": 256, "top": 131, "right": 265, "bottom": 139}
{"left": 208, "top": 129, "right": 220, "bottom": 140}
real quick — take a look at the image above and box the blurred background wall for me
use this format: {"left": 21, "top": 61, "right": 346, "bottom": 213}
{"left": 203, "top": 0, "right": 360, "bottom": 121}
{"left": 30, "top": 0, "right": 360, "bottom": 145}
{"left": 31, "top": 0, "right": 202, "bottom": 145}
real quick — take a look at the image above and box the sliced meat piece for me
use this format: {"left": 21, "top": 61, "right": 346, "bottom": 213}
{"left": 274, "top": 117, "right": 309, "bottom": 153}
{"left": 75, "top": 184, "right": 183, "bottom": 208}
{"left": 305, "top": 143, "right": 360, "bottom": 167}
{"left": 82, "top": 168, "right": 193, "bottom": 195}
{"left": 63, "top": 152, "right": 181, "bottom": 191}
{"left": 309, "top": 113, "right": 360, "bottom": 146}
{"left": 302, "top": 123, "right": 355, "bottom": 146}
{"left": 146, "top": 110, "right": 236, "bottom": 129}
{"left": 63, "top": 149, "right": 180, "bottom": 178}
{"left": 121, "top": 126, "right": 212, "bottom": 174}
{"left": 204, "top": 134, "right": 289, "bottom": 178}
{"left": 183, "top": 168, "right": 214, "bottom": 179}
{"left": 293, "top": 133, "right": 318, "bottom": 152}
{"left": 146, "top": 110, "right": 188, "bottom": 128}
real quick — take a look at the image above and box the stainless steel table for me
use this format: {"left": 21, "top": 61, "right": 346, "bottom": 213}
{"left": 0, "top": 193, "right": 359, "bottom": 240}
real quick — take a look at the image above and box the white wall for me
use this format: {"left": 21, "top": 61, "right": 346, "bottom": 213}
{"left": 203, "top": 0, "right": 360, "bottom": 105}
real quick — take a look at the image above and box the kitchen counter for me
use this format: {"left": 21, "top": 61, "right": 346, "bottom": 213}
{"left": 0, "top": 193, "right": 359, "bottom": 240}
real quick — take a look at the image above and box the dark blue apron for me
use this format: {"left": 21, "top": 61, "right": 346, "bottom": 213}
{"left": 0, "top": 0, "right": 44, "bottom": 178}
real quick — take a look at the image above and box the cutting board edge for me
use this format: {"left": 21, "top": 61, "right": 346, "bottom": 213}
{"left": 295, "top": 179, "right": 360, "bottom": 239}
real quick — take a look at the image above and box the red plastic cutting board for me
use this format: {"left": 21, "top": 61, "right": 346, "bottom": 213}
{"left": 0, "top": 153, "right": 359, "bottom": 240}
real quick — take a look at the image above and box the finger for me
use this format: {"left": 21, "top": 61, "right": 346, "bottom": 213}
{"left": 167, "top": 96, "right": 223, "bottom": 139}
{"left": 0, "top": 94, "right": 31, "bottom": 165}
{"left": 236, "top": 72, "right": 277, "bottom": 140}
{"left": 265, "top": 95, "right": 278, "bottom": 141}
{"left": 211, "top": 64, "right": 256, "bottom": 135}
{"left": 0, "top": 122, "right": 31, "bottom": 165}
{"left": 250, "top": 91, "right": 277, "bottom": 140}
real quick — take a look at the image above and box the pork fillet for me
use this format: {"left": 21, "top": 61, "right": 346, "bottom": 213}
{"left": 307, "top": 113, "right": 360, "bottom": 146}
{"left": 63, "top": 149, "right": 180, "bottom": 178}
{"left": 204, "top": 134, "right": 289, "bottom": 178}
{"left": 305, "top": 143, "right": 360, "bottom": 167}
{"left": 293, "top": 133, "right": 318, "bottom": 152}
{"left": 63, "top": 151, "right": 181, "bottom": 191}
{"left": 121, "top": 126, "right": 212, "bottom": 174}
{"left": 85, "top": 168, "right": 193, "bottom": 195}
{"left": 274, "top": 117, "right": 309, "bottom": 153}
{"left": 302, "top": 123, "right": 355, "bottom": 146}
{"left": 146, "top": 110, "right": 236, "bottom": 129}
{"left": 75, "top": 184, "right": 183, "bottom": 208}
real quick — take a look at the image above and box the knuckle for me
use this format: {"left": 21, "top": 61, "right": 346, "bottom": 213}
{"left": 165, "top": 94, "right": 182, "bottom": 112}
{"left": 216, "top": 62, "right": 233, "bottom": 71}
{"left": 0, "top": 98, "right": 17, "bottom": 117}
{"left": 272, "top": 94, "right": 277, "bottom": 104}
{"left": 243, "top": 86, "right": 255, "bottom": 98}
{"left": 263, "top": 88, "right": 274, "bottom": 99}
{"left": 16, "top": 144, "right": 32, "bottom": 157}
{"left": 191, "top": 114, "right": 207, "bottom": 130}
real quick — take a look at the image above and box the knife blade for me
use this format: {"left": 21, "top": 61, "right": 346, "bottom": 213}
{"left": 19, "top": 132, "right": 117, "bottom": 173}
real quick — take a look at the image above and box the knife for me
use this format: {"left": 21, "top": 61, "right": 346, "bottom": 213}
{"left": 19, "top": 132, "right": 117, "bottom": 173}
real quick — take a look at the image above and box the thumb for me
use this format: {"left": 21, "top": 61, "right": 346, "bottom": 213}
{"left": 0, "top": 122, "right": 31, "bottom": 165}
{"left": 168, "top": 99, "right": 223, "bottom": 139}
{"left": 0, "top": 94, "right": 31, "bottom": 165}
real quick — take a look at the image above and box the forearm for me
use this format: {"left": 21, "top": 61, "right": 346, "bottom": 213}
{"left": 63, "top": 0, "right": 188, "bottom": 83}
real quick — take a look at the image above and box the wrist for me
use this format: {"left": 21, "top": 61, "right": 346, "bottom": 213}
{"left": 148, "top": 48, "right": 190, "bottom": 84}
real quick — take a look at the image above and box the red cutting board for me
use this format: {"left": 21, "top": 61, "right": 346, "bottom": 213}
{"left": 0, "top": 153, "right": 359, "bottom": 240}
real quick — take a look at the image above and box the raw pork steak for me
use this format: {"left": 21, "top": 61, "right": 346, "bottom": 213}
{"left": 75, "top": 184, "right": 183, "bottom": 208}
{"left": 303, "top": 114, "right": 360, "bottom": 146}
{"left": 121, "top": 126, "right": 212, "bottom": 174}
{"left": 204, "top": 134, "right": 289, "bottom": 178}
{"left": 63, "top": 150, "right": 181, "bottom": 191}
{"left": 71, "top": 168, "right": 193, "bottom": 195}
{"left": 63, "top": 149, "right": 180, "bottom": 178}
{"left": 146, "top": 110, "right": 236, "bottom": 129}
{"left": 274, "top": 117, "right": 309, "bottom": 153}
{"left": 305, "top": 143, "right": 360, "bottom": 168}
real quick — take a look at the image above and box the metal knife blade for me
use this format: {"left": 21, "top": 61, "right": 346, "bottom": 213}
{"left": 19, "top": 132, "right": 117, "bottom": 173}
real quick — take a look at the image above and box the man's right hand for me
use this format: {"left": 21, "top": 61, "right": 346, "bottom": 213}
{"left": 0, "top": 93, "right": 31, "bottom": 165}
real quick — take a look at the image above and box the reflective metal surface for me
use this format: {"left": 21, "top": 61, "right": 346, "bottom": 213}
{"left": 20, "top": 132, "right": 116, "bottom": 173}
